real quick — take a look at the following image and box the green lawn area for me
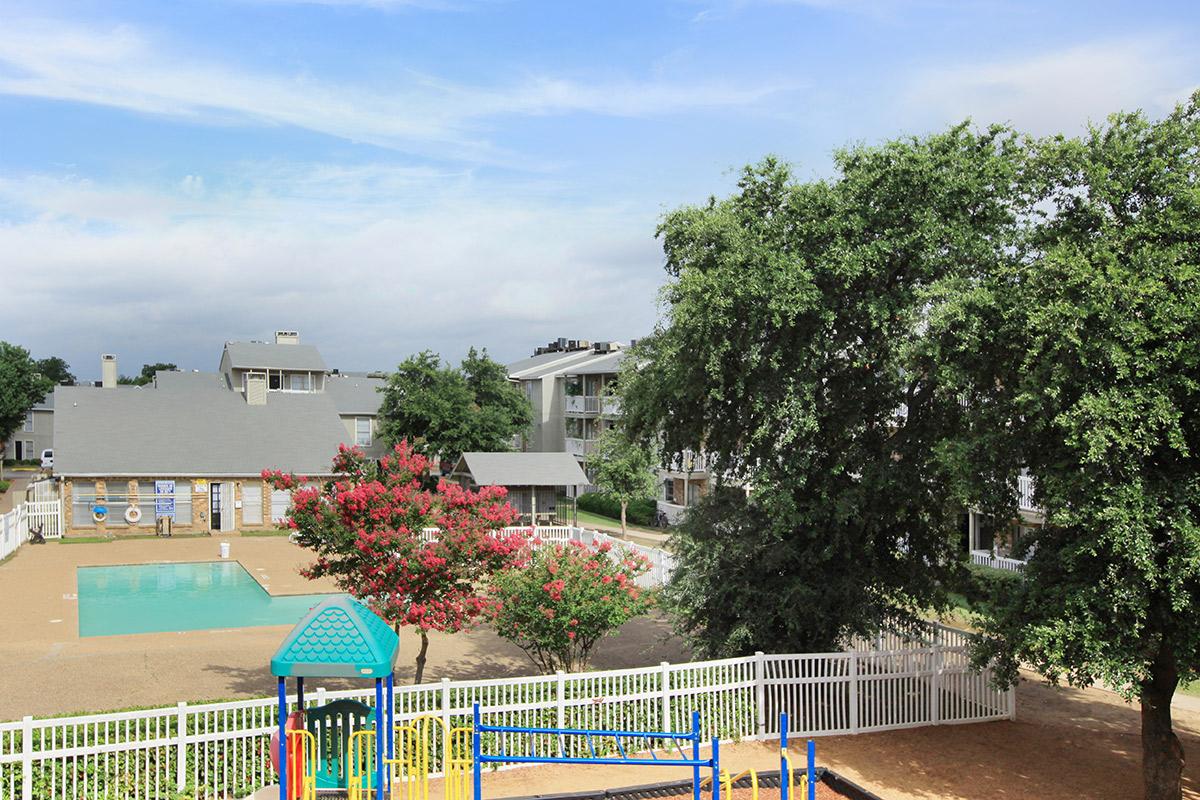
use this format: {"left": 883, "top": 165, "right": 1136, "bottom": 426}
{"left": 570, "top": 508, "right": 661, "bottom": 534}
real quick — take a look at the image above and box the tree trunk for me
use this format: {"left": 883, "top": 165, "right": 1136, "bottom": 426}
{"left": 414, "top": 629, "right": 430, "bottom": 684}
{"left": 1141, "top": 658, "right": 1183, "bottom": 800}
{"left": 620, "top": 501, "right": 627, "bottom": 537}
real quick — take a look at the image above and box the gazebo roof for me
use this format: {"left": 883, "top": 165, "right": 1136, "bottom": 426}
{"left": 270, "top": 596, "right": 399, "bottom": 679}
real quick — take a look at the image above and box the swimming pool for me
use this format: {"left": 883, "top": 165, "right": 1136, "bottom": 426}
{"left": 77, "top": 561, "right": 342, "bottom": 637}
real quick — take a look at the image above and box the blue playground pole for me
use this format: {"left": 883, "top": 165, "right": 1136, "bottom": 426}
{"left": 691, "top": 711, "right": 700, "bottom": 800}
{"left": 779, "top": 712, "right": 789, "bottom": 800}
{"left": 386, "top": 673, "right": 395, "bottom": 790}
{"left": 277, "top": 678, "right": 287, "bottom": 800}
{"left": 374, "top": 678, "right": 384, "bottom": 800}
{"left": 472, "top": 704, "right": 483, "bottom": 800}
{"left": 806, "top": 739, "right": 815, "bottom": 800}
{"left": 711, "top": 738, "right": 720, "bottom": 800}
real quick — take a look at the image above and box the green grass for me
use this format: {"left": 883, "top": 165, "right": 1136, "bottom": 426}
{"left": 239, "top": 529, "right": 292, "bottom": 537}
{"left": 571, "top": 509, "right": 667, "bottom": 537}
{"left": 59, "top": 535, "right": 116, "bottom": 544}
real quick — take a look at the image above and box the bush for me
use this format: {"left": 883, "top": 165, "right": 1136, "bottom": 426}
{"left": 0, "top": 480, "right": 9, "bottom": 494}
{"left": 958, "top": 563, "right": 1025, "bottom": 614}
{"left": 490, "top": 540, "right": 655, "bottom": 672}
{"left": 577, "top": 492, "right": 657, "bottom": 526}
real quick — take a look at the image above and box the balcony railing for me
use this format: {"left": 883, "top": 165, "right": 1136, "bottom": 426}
{"left": 971, "top": 550, "right": 1027, "bottom": 572}
{"left": 565, "top": 395, "right": 600, "bottom": 415}
{"left": 1016, "top": 474, "right": 1036, "bottom": 511}
{"left": 565, "top": 437, "right": 596, "bottom": 457}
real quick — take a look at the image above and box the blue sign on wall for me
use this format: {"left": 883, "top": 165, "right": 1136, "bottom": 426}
{"left": 155, "top": 480, "right": 176, "bottom": 519}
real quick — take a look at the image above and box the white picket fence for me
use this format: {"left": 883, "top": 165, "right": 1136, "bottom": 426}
{"left": 0, "top": 621, "right": 1011, "bottom": 800}
{"left": 418, "top": 526, "right": 677, "bottom": 588}
{"left": 970, "top": 550, "right": 1026, "bottom": 572}
{"left": 0, "top": 498, "right": 63, "bottom": 562}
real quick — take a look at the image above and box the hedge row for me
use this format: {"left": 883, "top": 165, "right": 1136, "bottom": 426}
{"left": 958, "top": 562, "right": 1025, "bottom": 614}
{"left": 577, "top": 492, "right": 658, "bottom": 526}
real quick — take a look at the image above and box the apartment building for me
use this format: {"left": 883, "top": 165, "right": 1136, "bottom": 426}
{"left": 4, "top": 393, "right": 53, "bottom": 462}
{"left": 507, "top": 338, "right": 712, "bottom": 524}
{"left": 53, "top": 332, "right": 386, "bottom": 535}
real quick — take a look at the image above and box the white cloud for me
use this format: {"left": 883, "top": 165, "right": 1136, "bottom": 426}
{"left": 0, "top": 165, "right": 665, "bottom": 375}
{"left": 904, "top": 37, "right": 1199, "bottom": 135}
{"left": 0, "top": 19, "right": 790, "bottom": 163}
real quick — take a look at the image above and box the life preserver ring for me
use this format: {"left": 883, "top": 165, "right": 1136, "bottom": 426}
{"left": 125, "top": 506, "right": 142, "bottom": 524}
{"left": 92, "top": 506, "right": 108, "bottom": 523}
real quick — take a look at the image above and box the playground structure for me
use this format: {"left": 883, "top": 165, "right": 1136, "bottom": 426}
{"left": 269, "top": 598, "right": 818, "bottom": 800}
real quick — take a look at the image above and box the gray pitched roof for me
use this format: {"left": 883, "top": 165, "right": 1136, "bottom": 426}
{"left": 223, "top": 341, "right": 328, "bottom": 372}
{"left": 453, "top": 452, "right": 589, "bottom": 487}
{"left": 325, "top": 375, "right": 385, "bottom": 415}
{"left": 54, "top": 380, "right": 348, "bottom": 477}
{"left": 565, "top": 351, "right": 625, "bottom": 376}
{"left": 507, "top": 349, "right": 620, "bottom": 381}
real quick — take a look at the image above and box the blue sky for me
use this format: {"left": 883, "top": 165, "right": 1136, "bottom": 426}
{"left": 1, "top": 0, "right": 1198, "bottom": 380}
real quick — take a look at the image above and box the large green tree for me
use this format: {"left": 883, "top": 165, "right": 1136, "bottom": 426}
{"left": 622, "top": 127, "right": 1029, "bottom": 653}
{"left": 34, "top": 356, "right": 75, "bottom": 386}
{"left": 118, "top": 362, "right": 178, "bottom": 386}
{"left": 0, "top": 343, "right": 54, "bottom": 474}
{"left": 378, "top": 348, "right": 532, "bottom": 466}
{"left": 590, "top": 428, "right": 658, "bottom": 536}
{"left": 930, "top": 96, "right": 1200, "bottom": 800}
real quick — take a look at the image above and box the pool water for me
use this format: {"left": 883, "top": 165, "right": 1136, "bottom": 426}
{"left": 77, "top": 561, "right": 342, "bottom": 637}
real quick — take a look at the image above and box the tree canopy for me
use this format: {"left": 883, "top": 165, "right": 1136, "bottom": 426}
{"left": 118, "top": 362, "right": 178, "bottom": 386}
{"left": 377, "top": 348, "right": 532, "bottom": 466}
{"left": 590, "top": 428, "right": 658, "bottom": 536}
{"left": 929, "top": 95, "right": 1200, "bottom": 800}
{"left": 34, "top": 356, "right": 75, "bottom": 386}
{"left": 627, "top": 91, "right": 1200, "bottom": 800}
{"left": 622, "top": 124, "right": 1028, "bottom": 652}
{"left": 0, "top": 342, "right": 53, "bottom": 449}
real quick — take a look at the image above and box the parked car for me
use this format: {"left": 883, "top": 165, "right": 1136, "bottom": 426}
{"left": 40, "top": 449, "right": 53, "bottom": 470}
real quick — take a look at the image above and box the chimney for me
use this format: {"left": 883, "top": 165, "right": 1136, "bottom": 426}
{"left": 275, "top": 330, "right": 299, "bottom": 345}
{"left": 101, "top": 354, "right": 117, "bottom": 388}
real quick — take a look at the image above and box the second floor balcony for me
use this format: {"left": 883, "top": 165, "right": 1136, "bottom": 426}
{"left": 565, "top": 395, "right": 622, "bottom": 416}
{"left": 565, "top": 437, "right": 596, "bottom": 458}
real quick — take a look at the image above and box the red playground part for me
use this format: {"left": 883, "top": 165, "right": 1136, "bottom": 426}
{"left": 269, "top": 711, "right": 306, "bottom": 799}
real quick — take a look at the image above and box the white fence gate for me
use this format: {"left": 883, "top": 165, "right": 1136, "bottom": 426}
{"left": 0, "top": 622, "right": 1011, "bottom": 800}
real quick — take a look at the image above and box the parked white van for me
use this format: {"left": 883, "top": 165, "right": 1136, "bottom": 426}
{"left": 40, "top": 449, "right": 53, "bottom": 470}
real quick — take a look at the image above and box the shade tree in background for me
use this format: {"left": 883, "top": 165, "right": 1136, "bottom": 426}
{"left": 590, "top": 428, "right": 659, "bottom": 535}
{"left": 34, "top": 356, "right": 75, "bottom": 386}
{"left": 0, "top": 342, "right": 53, "bottom": 479}
{"left": 378, "top": 348, "right": 533, "bottom": 468}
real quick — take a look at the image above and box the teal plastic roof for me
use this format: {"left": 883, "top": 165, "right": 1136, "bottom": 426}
{"left": 270, "top": 596, "right": 399, "bottom": 679}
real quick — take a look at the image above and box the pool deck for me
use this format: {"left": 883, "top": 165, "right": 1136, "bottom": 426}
{"left": 0, "top": 534, "right": 688, "bottom": 721}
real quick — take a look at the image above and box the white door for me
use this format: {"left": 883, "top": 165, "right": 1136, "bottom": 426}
{"left": 270, "top": 489, "right": 292, "bottom": 523}
{"left": 221, "top": 483, "right": 235, "bottom": 531}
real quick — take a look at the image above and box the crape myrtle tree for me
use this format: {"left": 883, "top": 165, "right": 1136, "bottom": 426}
{"left": 378, "top": 348, "right": 533, "bottom": 468}
{"left": 590, "top": 428, "right": 658, "bottom": 536}
{"left": 265, "top": 441, "right": 529, "bottom": 683}
{"left": 490, "top": 539, "right": 654, "bottom": 673}
{"left": 0, "top": 342, "right": 53, "bottom": 478}
{"left": 928, "top": 96, "right": 1200, "bottom": 800}
{"left": 620, "top": 128, "right": 1031, "bottom": 654}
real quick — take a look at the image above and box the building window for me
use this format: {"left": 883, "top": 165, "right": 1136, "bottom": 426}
{"left": 174, "top": 483, "right": 192, "bottom": 525}
{"left": 289, "top": 373, "right": 310, "bottom": 392}
{"left": 137, "top": 481, "right": 156, "bottom": 523}
{"left": 268, "top": 372, "right": 282, "bottom": 390}
{"left": 242, "top": 482, "right": 263, "bottom": 525}
{"left": 662, "top": 479, "right": 676, "bottom": 504}
{"left": 22, "top": 416, "right": 33, "bottom": 433}
{"left": 355, "top": 417, "right": 372, "bottom": 446}
{"left": 72, "top": 481, "right": 95, "bottom": 527}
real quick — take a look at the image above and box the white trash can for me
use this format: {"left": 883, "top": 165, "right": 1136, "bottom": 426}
{"left": 219, "top": 541, "right": 231, "bottom": 559}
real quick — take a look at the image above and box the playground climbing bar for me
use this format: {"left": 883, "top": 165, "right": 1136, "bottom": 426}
{"left": 471, "top": 704, "right": 720, "bottom": 800}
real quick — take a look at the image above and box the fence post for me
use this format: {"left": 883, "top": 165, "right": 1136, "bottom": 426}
{"left": 20, "top": 715, "right": 32, "bottom": 800}
{"left": 660, "top": 662, "right": 671, "bottom": 731}
{"left": 442, "top": 678, "right": 452, "bottom": 732}
{"left": 555, "top": 671, "right": 566, "bottom": 729}
{"left": 1008, "top": 685, "right": 1017, "bottom": 721}
{"left": 848, "top": 651, "right": 858, "bottom": 734}
{"left": 930, "top": 644, "right": 941, "bottom": 726}
{"left": 176, "top": 701, "right": 187, "bottom": 793}
{"left": 753, "top": 652, "right": 766, "bottom": 739}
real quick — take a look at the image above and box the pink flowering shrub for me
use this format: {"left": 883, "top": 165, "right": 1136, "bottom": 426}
{"left": 263, "top": 440, "right": 527, "bottom": 682}
{"left": 489, "top": 539, "right": 655, "bottom": 673}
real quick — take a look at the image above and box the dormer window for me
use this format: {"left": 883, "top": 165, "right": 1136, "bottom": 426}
{"left": 269, "top": 372, "right": 282, "bottom": 391}
{"left": 289, "top": 373, "right": 311, "bottom": 392}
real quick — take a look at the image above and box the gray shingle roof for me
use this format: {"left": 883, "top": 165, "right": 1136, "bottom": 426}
{"left": 325, "top": 375, "right": 385, "bottom": 415}
{"left": 223, "top": 341, "right": 328, "bottom": 372}
{"left": 453, "top": 452, "right": 589, "bottom": 487}
{"left": 565, "top": 351, "right": 624, "bottom": 375}
{"left": 507, "top": 349, "right": 621, "bottom": 380}
{"left": 54, "top": 380, "right": 348, "bottom": 477}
